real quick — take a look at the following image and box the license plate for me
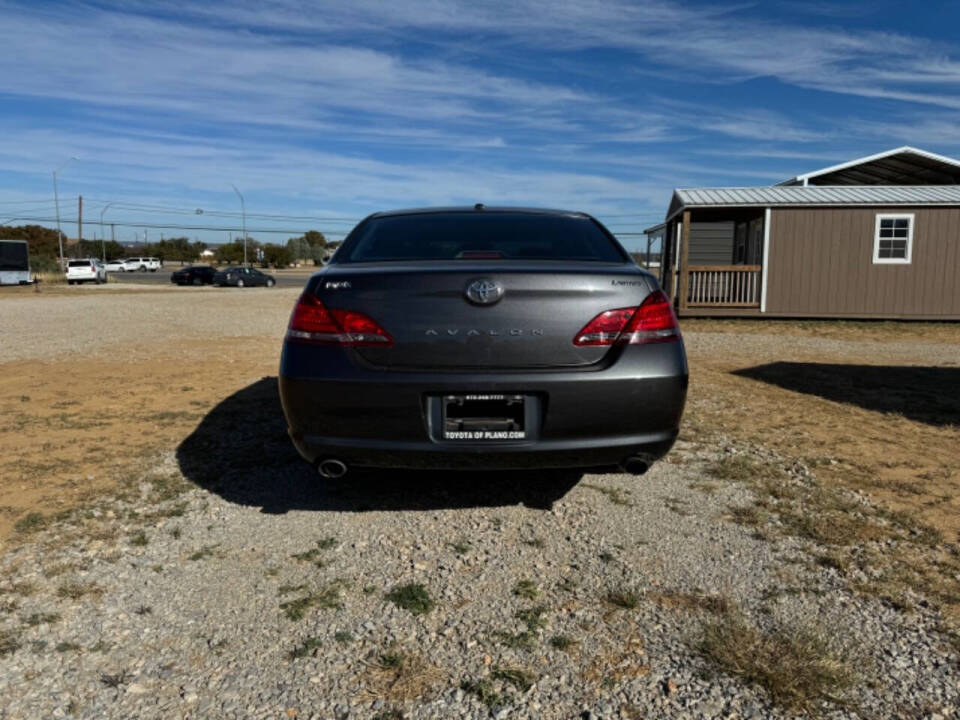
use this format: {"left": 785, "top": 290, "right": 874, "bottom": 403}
{"left": 442, "top": 394, "right": 526, "bottom": 440}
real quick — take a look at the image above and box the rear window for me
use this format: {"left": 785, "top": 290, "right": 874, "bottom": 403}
{"left": 68, "top": 260, "right": 92, "bottom": 267}
{"left": 341, "top": 212, "right": 627, "bottom": 263}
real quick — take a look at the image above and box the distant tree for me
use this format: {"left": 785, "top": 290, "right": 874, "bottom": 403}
{"left": 140, "top": 236, "right": 203, "bottom": 263}
{"left": 286, "top": 236, "right": 311, "bottom": 264}
{"left": 73, "top": 239, "right": 125, "bottom": 260}
{"left": 286, "top": 230, "right": 326, "bottom": 265}
{"left": 303, "top": 230, "right": 326, "bottom": 249}
{"left": 0, "top": 224, "right": 64, "bottom": 260}
{"left": 215, "top": 238, "right": 258, "bottom": 265}
{"left": 261, "top": 243, "right": 293, "bottom": 268}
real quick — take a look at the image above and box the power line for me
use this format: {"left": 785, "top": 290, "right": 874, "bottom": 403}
{"left": 83, "top": 197, "right": 362, "bottom": 223}
{"left": 0, "top": 216, "right": 348, "bottom": 236}
{"left": 0, "top": 198, "right": 59, "bottom": 205}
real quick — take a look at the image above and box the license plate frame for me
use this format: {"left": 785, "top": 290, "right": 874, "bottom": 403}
{"left": 441, "top": 393, "right": 527, "bottom": 441}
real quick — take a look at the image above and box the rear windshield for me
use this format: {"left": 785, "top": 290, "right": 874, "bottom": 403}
{"left": 68, "top": 260, "right": 92, "bottom": 267}
{"left": 341, "top": 212, "right": 627, "bottom": 263}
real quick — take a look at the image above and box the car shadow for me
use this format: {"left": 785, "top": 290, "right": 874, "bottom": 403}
{"left": 176, "top": 377, "right": 582, "bottom": 513}
{"left": 733, "top": 362, "right": 960, "bottom": 427}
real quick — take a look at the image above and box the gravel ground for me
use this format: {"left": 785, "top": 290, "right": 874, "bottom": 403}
{"left": 0, "top": 287, "right": 300, "bottom": 363}
{"left": 2, "top": 290, "right": 958, "bottom": 719}
{"left": 1, "top": 440, "right": 957, "bottom": 719}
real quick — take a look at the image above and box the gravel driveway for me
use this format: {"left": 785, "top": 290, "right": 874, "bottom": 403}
{"left": 1, "top": 290, "right": 957, "bottom": 719}
{"left": 1, "top": 436, "right": 956, "bottom": 719}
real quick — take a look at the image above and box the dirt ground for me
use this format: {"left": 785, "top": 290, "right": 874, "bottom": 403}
{"left": 1, "top": 287, "right": 958, "bottom": 546}
{"left": 680, "top": 319, "right": 960, "bottom": 543}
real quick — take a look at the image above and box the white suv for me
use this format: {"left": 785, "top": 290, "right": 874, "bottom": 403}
{"left": 66, "top": 259, "right": 107, "bottom": 284}
{"left": 124, "top": 256, "right": 162, "bottom": 272}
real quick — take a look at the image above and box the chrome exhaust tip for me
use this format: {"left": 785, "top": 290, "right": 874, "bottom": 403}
{"left": 622, "top": 457, "right": 650, "bottom": 476}
{"left": 317, "top": 458, "right": 348, "bottom": 479}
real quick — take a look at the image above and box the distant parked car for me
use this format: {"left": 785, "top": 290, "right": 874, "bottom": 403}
{"left": 66, "top": 259, "right": 107, "bottom": 285}
{"left": 171, "top": 265, "right": 217, "bottom": 286}
{"left": 214, "top": 266, "right": 276, "bottom": 287}
{"left": 104, "top": 259, "right": 127, "bottom": 273}
{"left": 123, "top": 257, "right": 162, "bottom": 272}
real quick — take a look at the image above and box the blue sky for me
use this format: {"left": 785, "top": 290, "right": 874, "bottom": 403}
{"left": 2, "top": 0, "right": 960, "bottom": 248}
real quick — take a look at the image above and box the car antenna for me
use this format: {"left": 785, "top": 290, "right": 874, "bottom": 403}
{"left": 474, "top": 203, "right": 485, "bottom": 211}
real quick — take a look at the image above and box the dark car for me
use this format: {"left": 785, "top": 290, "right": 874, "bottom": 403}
{"left": 278, "top": 206, "right": 688, "bottom": 478}
{"left": 213, "top": 266, "right": 276, "bottom": 287}
{"left": 171, "top": 265, "right": 217, "bottom": 286}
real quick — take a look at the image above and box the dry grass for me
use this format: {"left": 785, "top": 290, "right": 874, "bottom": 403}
{"left": 648, "top": 589, "right": 732, "bottom": 615}
{"left": 513, "top": 579, "right": 539, "bottom": 600}
{"left": 605, "top": 589, "right": 640, "bottom": 610}
{"left": 581, "top": 632, "right": 649, "bottom": 687}
{"left": 698, "top": 612, "right": 856, "bottom": 714}
{"left": 681, "top": 317, "right": 960, "bottom": 344}
{"left": 706, "top": 455, "right": 778, "bottom": 483}
{"left": 56, "top": 581, "right": 103, "bottom": 600}
{"left": 683, "top": 319, "right": 960, "bottom": 619}
{"left": 0, "top": 628, "right": 20, "bottom": 657}
{"left": 360, "top": 648, "right": 443, "bottom": 703}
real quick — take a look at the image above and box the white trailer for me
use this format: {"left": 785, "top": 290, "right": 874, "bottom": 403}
{"left": 0, "top": 240, "right": 31, "bottom": 285}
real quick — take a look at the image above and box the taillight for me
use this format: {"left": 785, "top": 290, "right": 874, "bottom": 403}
{"left": 287, "top": 292, "right": 392, "bottom": 346}
{"left": 573, "top": 290, "right": 679, "bottom": 346}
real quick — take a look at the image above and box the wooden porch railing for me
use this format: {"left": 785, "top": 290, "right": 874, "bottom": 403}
{"left": 685, "top": 265, "right": 762, "bottom": 307}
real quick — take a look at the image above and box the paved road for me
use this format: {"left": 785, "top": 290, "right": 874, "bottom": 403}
{"left": 111, "top": 269, "right": 312, "bottom": 288}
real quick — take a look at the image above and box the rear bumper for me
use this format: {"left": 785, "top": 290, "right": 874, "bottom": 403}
{"left": 279, "top": 341, "right": 688, "bottom": 471}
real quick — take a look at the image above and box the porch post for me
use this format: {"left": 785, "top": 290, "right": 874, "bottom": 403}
{"left": 760, "top": 207, "right": 771, "bottom": 313}
{"left": 660, "top": 222, "right": 672, "bottom": 290}
{"left": 678, "top": 210, "right": 691, "bottom": 311}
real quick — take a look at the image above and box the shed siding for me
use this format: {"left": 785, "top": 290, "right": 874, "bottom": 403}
{"left": 766, "top": 207, "right": 960, "bottom": 318}
{"left": 688, "top": 222, "right": 734, "bottom": 265}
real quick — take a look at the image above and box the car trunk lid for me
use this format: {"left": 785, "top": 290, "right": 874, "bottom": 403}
{"left": 309, "top": 263, "right": 655, "bottom": 369}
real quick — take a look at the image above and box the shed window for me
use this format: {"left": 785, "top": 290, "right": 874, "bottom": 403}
{"left": 873, "top": 214, "right": 913, "bottom": 264}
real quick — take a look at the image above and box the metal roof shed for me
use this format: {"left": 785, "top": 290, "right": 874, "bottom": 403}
{"left": 658, "top": 184, "right": 960, "bottom": 320}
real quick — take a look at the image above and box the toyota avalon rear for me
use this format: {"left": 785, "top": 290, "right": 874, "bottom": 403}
{"left": 278, "top": 207, "right": 687, "bottom": 477}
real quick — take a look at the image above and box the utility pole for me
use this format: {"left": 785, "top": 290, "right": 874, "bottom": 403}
{"left": 230, "top": 184, "right": 247, "bottom": 265}
{"left": 111, "top": 224, "right": 115, "bottom": 244}
{"left": 52, "top": 157, "right": 78, "bottom": 269}
{"left": 53, "top": 172, "right": 63, "bottom": 266}
{"left": 99, "top": 202, "right": 114, "bottom": 262}
{"left": 77, "top": 195, "right": 83, "bottom": 255}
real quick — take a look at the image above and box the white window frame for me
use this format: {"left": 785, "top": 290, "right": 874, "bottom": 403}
{"left": 873, "top": 213, "right": 913, "bottom": 265}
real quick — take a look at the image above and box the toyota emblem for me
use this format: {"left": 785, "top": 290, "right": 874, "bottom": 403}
{"left": 465, "top": 278, "right": 504, "bottom": 305}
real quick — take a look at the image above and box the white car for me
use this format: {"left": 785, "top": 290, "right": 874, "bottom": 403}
{"left": 104, "top": 259, "right": 127, "bottom": 272}
{"left": 123, "top": 256, "right": 162, "bottom": 272}
{"left": 66, "top": 259, "right": 107, "bottom": 285}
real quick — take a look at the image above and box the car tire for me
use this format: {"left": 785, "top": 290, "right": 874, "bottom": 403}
{"left": 193, "top": 277, "right": 202, "bottom": 286}
{"left": 237, "top": 279, "right": 245, "bottom": 287}
{"left": 139, "top": 265, "right": 146, "bottom": 272}
{"left": 266, "top": 279, "right": 275, "bottom": 287}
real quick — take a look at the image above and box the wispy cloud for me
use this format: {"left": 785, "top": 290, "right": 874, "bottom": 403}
{"left": 0, "top": 0, "right": 959, "bottom": 245}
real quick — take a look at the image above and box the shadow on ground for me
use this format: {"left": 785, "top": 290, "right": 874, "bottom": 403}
{"left": 733, "top": 362, "right": 960, "bottom": 427}
{"left": 176, "top": 377, "right": 581, "bottom": 513}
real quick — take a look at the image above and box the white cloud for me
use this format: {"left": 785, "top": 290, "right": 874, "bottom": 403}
{"left": 1, "top": 0, "right": 959, "bottom": 245}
